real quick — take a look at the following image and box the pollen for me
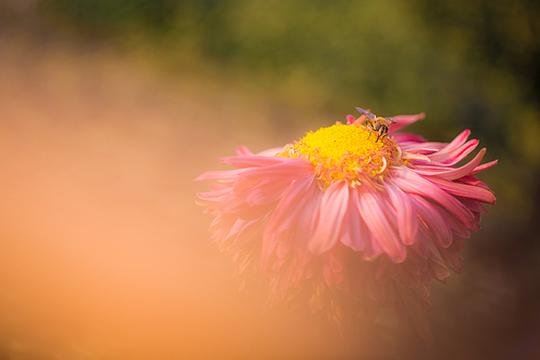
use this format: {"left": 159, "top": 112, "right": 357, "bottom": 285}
{"left": 281, "top": 123, "right": 402, "bottom": 187}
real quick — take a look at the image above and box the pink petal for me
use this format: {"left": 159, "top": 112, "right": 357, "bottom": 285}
{"left": 428, "top": 177, "right": 496, "bottom": 204}
{"left": 241, "top": 179, "right": 295, "bottom": 205}
{"left": 235, "top": 146, "right": 253, "bottom": 156}
{"left": 222, "top": 155, "right": 286, "bottom": 168}
{"left": 386, "top": 183, "right": 418, "bottom": 246}
{"left": 472, "top": 159, "right": 498, "bottom": 175}
{"left": 392, "top": 167, "right": 475, "bottom": 227}
{"left": 224, "top": 218, "right": 259, "bottom": 242}
{"left": 357, "top": 188, "right": 406, "bottom": 262}
{"left": 196, "top": 187, "right": 232, "bottom": 203}
{"left": 412, "top": 195, "right": 453, "bottom": 248}
{"left": 440, "top": 239, "right": 464, "bottom": 272}
{"left": 257, "top": 147, "right": 285, "bottom": 156}
{"left": 460, "top": 198, "right": 487, "bottom": 214}
{"left": 418, "top": 148, "right": 487, "bottom": 180}
{"left": 392, "top": 132, "right": 428, "bottom": 144}
{"left": 441, "top": 140, "right": 480, "bottom": 166}
{"left": 265, "top": 176, "right": 316, "bottom": 235}
{"left": 195, "top": 168, "right": 245, "bottom": 181}
{"left": 402, "top": 152, "right": 432, "bottom": 163}
{"left": 340, "top": 188, "right": 369, "bottom": 251}
{"left": 389, "top": 112, "right": 426, "bottom": 132}
{"left": 398, "top": 141, "right": 445, "bottom": 153}
{"left": 429, "top": 139, "right": 479, "bottom": 164}
{"left": 309, "top": 182, "right": 350, "bottom": 254}
{"left": 241, "top": 159, "right": 312, "bottom": 178}
{"left": 458, "top": 176, "right": 490, "bottom": 189}
{"left": 438, "top": 129, "right": 471, "bottom": 155}
{"left": 346, "top": 191, "right": 383, "bottom": 260}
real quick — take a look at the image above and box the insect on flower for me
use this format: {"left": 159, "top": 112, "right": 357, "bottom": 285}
{"left": 196, "top": 106, "right": 497, "bottom": 331}
{"left": 356, "top": 107, "right": 393, "bottom": 142}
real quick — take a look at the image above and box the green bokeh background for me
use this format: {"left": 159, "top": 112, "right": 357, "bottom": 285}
{"left": 35, "top": 0, "right": 540, "bottom": 189}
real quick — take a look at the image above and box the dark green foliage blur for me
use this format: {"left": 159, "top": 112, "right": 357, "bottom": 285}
{"left": 39, "top": 0, "right": 540, "bottom": 206}
{"left": 40, "top": 1, "right": 538, "bottom": 133}
{"left": 40, "top": 0, "right": 540, "bottom": 220}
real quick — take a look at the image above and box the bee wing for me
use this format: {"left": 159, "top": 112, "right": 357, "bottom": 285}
{"left": 355, "top": 107, "right": 376, "bottom": 119}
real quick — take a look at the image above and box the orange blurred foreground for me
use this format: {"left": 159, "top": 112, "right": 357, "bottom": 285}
{"left": 0, "top": 42, "right": 383, "bottom": 359}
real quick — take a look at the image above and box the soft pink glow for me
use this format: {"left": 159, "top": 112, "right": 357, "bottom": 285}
{"left": 197, "top": 111, "right": 497, "bottom": 331}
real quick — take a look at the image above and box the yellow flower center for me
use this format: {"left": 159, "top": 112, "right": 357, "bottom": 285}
{"left": 281, "top": 123, "right": 401, "bottom": 187}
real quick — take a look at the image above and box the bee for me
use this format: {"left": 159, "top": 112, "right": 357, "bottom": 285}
{"left": 355, "top": 107, "right": 394, "bottom": 142}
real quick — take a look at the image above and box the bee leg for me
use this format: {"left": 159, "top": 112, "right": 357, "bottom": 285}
{"left": 379, "top": 127, "right": 388, "bottom": 142}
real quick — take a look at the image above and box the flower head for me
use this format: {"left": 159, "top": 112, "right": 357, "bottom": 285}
{"left": 196, "top": 108, "right": 496, "bottom": 327}
{"left": 280, "top": 121, "right": 401, "bottom": 185}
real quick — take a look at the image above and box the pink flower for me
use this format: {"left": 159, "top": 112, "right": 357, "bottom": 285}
{"left": 196, "top": 108, "right": 496, "bottom": 326}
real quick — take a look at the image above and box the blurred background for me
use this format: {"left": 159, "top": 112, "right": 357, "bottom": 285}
{"left": 0, "top": 0, "right": 539, "bottom": 358}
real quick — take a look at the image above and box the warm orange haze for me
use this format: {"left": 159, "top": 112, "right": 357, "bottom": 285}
{"left": 0, "top": 45, "right": 351, "bottom": 359}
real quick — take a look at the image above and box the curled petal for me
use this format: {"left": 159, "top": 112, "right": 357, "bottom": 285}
{"left": 389, "top": 112, "right": 426, "bottom": 132}
{"left": 472, "top": 159, "right": 498, "bottom": 175}
{"left": 428, "top": 177, "right": 496, "bottom": 204}
{"left": 438, "top": 129, "right": 471, "bottom": 155}
{"left": 416, "top": 148, "right": 487, "bottom": 180}
{"left": 392, "top": 167, "right": 475, "bottom": 227}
